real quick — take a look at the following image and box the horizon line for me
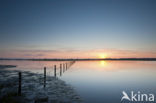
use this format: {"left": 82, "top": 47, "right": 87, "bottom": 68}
{"left": 0, "top": 57, "right": 156, "bottom": 61}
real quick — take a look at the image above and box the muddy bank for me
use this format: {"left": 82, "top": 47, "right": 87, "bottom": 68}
{"left": 0, "top": 65, "right": 83, "bottom": 103}
{"left": 0, "top": 65, "right": 17, "bottom": 69}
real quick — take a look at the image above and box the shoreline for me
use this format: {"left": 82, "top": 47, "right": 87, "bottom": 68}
{"left": 0, "top": 65, "right": 17, "bottom": 69}
{"left": 0, "top": 65, "right": 83, "bottom": 103}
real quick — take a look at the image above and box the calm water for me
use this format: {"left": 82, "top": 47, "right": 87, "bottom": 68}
{"left": 1, "top": 60, "right": 156, "bottom": 103}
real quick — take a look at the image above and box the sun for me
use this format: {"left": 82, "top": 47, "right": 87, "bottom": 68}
{"left": 99, "top": 54, "right": 107, "bottom": 59}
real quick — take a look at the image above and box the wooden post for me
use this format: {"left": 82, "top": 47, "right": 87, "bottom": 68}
{"left": 18, "top": 72, "right": 21, "bottom": 96}
{"left": 44, "top": 67, "right": 46, "bottom": 88}
{"left": 54, "top": 65, "right": 56, "bottom": 77}
{"left": 60, "top": 64, "right": 62, "bottom": 76}
{"left": 63, "top": 63, "right": 65, "bottom": 72}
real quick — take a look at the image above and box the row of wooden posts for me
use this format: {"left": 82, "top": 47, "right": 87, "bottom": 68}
{"left": 18, "top": 61, "right": 75, "bottom": 96}
{"left": 44, "top": 61, "right": 75, "bottom": 88}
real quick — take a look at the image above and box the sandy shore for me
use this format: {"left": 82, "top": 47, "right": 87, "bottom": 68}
{"left": 0, "top": 65, "right": 83, "bottom": 103}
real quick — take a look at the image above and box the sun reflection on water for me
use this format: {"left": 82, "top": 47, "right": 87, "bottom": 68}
{"left": 99, "top": 61, "right": 107, "bottom": 67}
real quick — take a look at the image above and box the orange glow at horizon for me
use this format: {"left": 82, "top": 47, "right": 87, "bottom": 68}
{"left": 98, "top": 53, "right": 108, "bottom": 59}
{"left": 0, "top": 49, "right": 156, "bottom": 58}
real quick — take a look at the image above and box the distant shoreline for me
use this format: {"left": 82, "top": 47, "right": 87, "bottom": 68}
{"left": 0, "top": 58, "right": 156, "bottom": 61}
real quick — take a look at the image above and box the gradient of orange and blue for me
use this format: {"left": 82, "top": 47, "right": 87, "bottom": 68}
{"left": 0, "top": 0, "right": 156, "bottom": 59}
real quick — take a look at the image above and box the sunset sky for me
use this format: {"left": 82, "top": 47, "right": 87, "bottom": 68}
{"left": 0, "top": 0, "right": 156, "bottom": 58}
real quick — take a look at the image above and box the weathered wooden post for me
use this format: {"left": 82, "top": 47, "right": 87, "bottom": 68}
{"left": 54, "top": 65, "right": 56, "bottom": 77}
{"left": 18, "top": 72, "right": 21, "bottom": 96}
{"left": 44, "top": 67, "right": 46, "bottom": 88}
{"left": 60, "top": 64, "right": 62, "bottom": 76}
{"left": 63, "top": 63, "right": 65, "bottom": 72}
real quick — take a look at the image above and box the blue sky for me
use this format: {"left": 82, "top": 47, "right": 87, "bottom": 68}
{"left": 0, "top": 0, "right": 156, "bottom": 58}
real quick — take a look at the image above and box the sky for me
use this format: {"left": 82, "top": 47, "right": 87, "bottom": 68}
{"left": 0, "top": 0, "right": 156, "bottom": 58}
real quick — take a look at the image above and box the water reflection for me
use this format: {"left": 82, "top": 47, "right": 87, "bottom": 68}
{"left": 61, "top": 61, "right": 156, "bottom": 103}
{"left": 0, "top": 60, "right": 156, "bottom": 103}
{"left": 99, "top": 61, "right": 107, "bottom": 67}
